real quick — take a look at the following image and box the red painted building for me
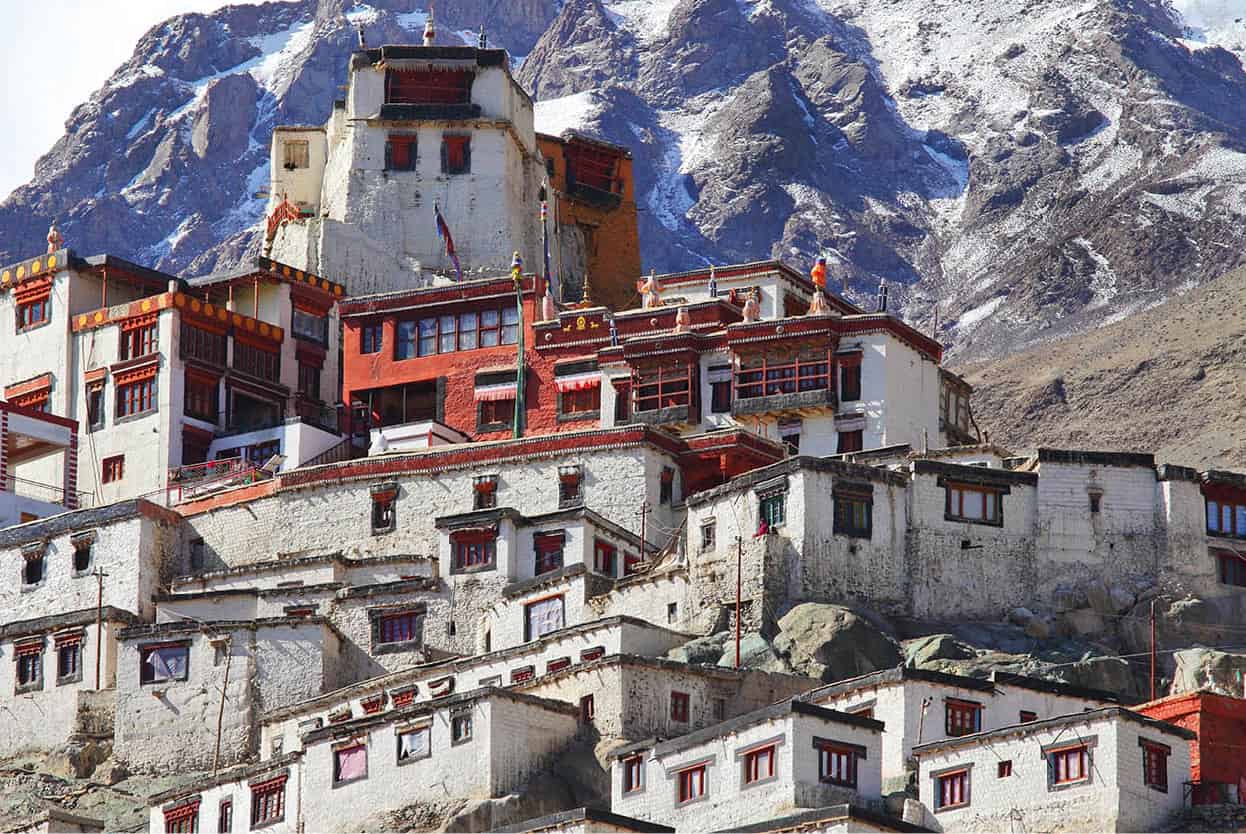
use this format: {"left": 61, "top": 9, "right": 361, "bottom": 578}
{"left": 1137, "top": 690, "right": 1246, "bottom": 803}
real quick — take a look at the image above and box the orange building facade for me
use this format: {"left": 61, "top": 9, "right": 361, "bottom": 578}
{"left": 1138, "top": 690, "right": 1246, "bottom": 803}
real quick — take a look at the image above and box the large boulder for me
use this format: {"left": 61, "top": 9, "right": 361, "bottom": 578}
{"left": 717, "top": 632, "right": 793, "bottom": 674}
{"left": 668, "top": 631, "right": 728, "bottom": 665}
{"left": 1060, "top": 608, "right": 1106, "bottom": 638}
{"left": 1170, "top": 648, "right": 1246, "bottom": 697}
{"left": 773, "top": 604, "right": 902, "bottom": 682}
{"left": 1086, "top": 580, "right": 1139, "bottom": 616}
{"left": 904, "top": 634, "right": 977, "bottom": 669}
{"left": 1060, "top": 656, "right": 1141, "bottom": 700}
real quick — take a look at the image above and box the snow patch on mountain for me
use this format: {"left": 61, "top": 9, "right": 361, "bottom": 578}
{"left": 534, "top": 91, "right": 602, "bottom": 136}
{"left": 602, "top": 0, "right": 680, "bottom": 45}
{"left": 1170, "top": 0, "right": 1246, "bottom": 58}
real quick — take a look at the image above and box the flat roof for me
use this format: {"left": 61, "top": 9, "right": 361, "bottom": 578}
{"left": 0, "top": 498, "right": 178, "bottom": 550}
{"left": 911, "top": 706, "right": 1195, "bottom": 755}
{"left": 497, "top": 807, "right": 673, "bottom": 833}
{"left": 801, "top": 665, "right": 1125, "bottom": 705}
{"left": 720, "top": 804, "right": 931, "bottom": 834}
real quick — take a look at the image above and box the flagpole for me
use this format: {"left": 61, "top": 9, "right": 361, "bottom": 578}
{"left": 511, "top": 252, "right": 526, "bottom": 439}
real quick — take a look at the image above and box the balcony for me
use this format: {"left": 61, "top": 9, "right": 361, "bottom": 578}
{"left": 0, "top": 477, "right": 92, "bottom": 528}
{"left": 368, "top": 419, "right": 469, "bottom": 456}
{"left": 731, "top": 358, "right": 837, "bottom": 418}
{"left": 0, "top": 400, "right": 84, "bottom": 528}
{"left": 632, "top": 366, "right": 697, "bottom": 428}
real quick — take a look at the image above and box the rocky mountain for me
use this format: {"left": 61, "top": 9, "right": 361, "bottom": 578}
{"left": 960, "top": 263, "right": 1246, "bottom": 470}
{"left": 2, "top": 0, "right": 1245, "bottom": 361}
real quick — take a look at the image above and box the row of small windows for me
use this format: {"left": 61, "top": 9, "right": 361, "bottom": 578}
{"left": 359, "top": 308, "right": 521, "bottom": 359}
{"left": 13, "top": 633, "right": 85, "bottom": 693}
{"left": 283, "top": 134, "right": 472, "bottom": 175}
{"left": 163, "top": 778, "right": 280, "bottom": 833}
{"left": 19, "top": 537, "right": 94, "bottom": 587}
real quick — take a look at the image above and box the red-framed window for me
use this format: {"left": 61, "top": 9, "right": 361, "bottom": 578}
{"left": 743, "top": 745, "right": 775, "bottom": 784}
{"left": 580, "top": 694, "right": 595, "bottom": 722}
{"left": 102, "top": 455, "right": 125, "bottom": 484}
{"left": 121, "top": 318, "right": 158, "bottom": 360}
{"left": 185, "top": 371, "right": 219, "bottom": 422}
{"left": 451, "top": 713, "right": 472, "bottom": 743}
{"left": 837, "top": 429, "right": 863, "bottom": 454}
{"left": 936, "top": 769, "right": 969, "bottom": 809}
{"left": 593, "top": 539, "right": 617, "bottom": 575}
{"left": 391, "top": 689, "right": 416, "bottom": 709}
{"left": 1207, "top": 496, "right": 1246, "bottom": 537}
{"left": 385, "top": 68, "right": 472, "bottom": 105}
{"left": 736, "top": 356, "right": 831, "bottom": 399}
{"left": 998, "top": 760, "right": 1012, "bottom": 778}
{"left": 164, "top": 800, "right": 200, "bottom": 833}
{"left": 710, "top": 379, "right": 731, "bottom": 413}
{"left": 396, "top": 308, "right": 518, "bottom": 359}
{"left": 634, "top": 364, "right": 692, "bottom": 412}
{"left": 360, "top": 323, "right": 383, "bottom": 354}
{"left": 442, "top": 134, "right": 471, "bottom": 175}
{"left": 16, "top": 296, "right": 50, "bottom": 331}
{"left": 478, "top": 397, "right": 515, "bottom": 429}
{"left": 547, "top": 657, "right": 571, "bottom": 674}
{"left": 15, "top": 643, "right": 42, "bottom": 687}
{"left": 217, "top": 800, "right": 232, "bottom": 833}
{"left": 945, "top": 699, "right": 981, "bottom": 737}
{"left": 535, "top": 531, "right": 565, "bottom": 575}
{"left": 1049, "top": 744, "right": 1089, "bottom": 785}
{"left": 233, "top": 340, "right": 279, "bottom": 382}
{"left": 1142, "top": 741, "right": 1169, "bottom": 792}
{"left": 117, "top": 374, "right": 157, "bottom": 418}
{"left": 297, "top": 362, "right": 320, "bottom": 401}
{"left": 559, "top": 386, "right": 600, "bottom": 417}
{"left": 623, "top": 755, "right": 644, "bottom": 793}
{"left": 670, "top": 691, "right": 690, "bottom": 723}
{"left": 452, "top": 529, "right": 496, "bottom": 570}
{"left": 385, "top": 134, "right": 417, "bottom": 171}
{"left": 945, "top": 482, "right": 1003, "bottom": 525}
{"left": 839, "top": 356, "right": 862, "bottom": 401}
{"left": 523, "top": 595, "right": 564, "bottom": 641}
{"left": 677, "top": 764, "right": 706, "bottom": 803}
{"left": 250, "top": 776, "right": 286, "bottom": 827}
{"left": 377, "top": 611, "right": 421, "bottom": 644}
{"left": 818, "top": 742, "right": 858, "bottom": 787}
{"left": 511, "top": 665, "right": 535, "bottom": 684}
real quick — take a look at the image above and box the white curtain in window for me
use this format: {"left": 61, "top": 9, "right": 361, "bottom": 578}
{"left": 527, "top": 597, "right": 564, "bottom": 639}
{"left": 398, "top": 728, "right": 430, "bottom": 760}
{"left": 963, "top": 490, "right": 985, "bottom": 520}
{"left": 147, "top": 647, "right": 187, "bottom": 681}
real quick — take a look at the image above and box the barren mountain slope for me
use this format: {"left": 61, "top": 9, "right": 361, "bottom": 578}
{"left": 960, "top": 265, "right": 1246, "bottom": 469}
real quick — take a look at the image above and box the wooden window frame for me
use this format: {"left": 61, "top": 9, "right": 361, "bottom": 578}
{"left": 523, "top": 593, "right": 565, "bottom": 642}
{"left": 249, "top": 775, "right": 286, "bottom": 828}
{"left": 140, "top": 641, "right": 190, "bottom": 685}
{"left": 623, "top": 755, "right": 644, "bottom": 794}
{"left": 217, "top": 799, "right": 232, "bottom": 834}
{"left": 385, "top": 134, "right": 418, "bottom": 171}
{"left": 120, "top": 320, "right": 159, "bottom": 361}
{"left": 1019, "top": 710, "right": 1038, "bottom": 723}
{"left": 15, "top": 643, "right": 43, "bottom": 692}
{"left": 102, "top": 454, "right": 126, "bottom": 484}
{"left": 945, "top": 699, "right": 981, "bottom": 737}
{"left": 441, "top": 134, "right": 472, "bottom": 175}
{"left": 836, "top": 429, "right": 864, "bottom": 454}
{"left": 1217, "top": 550, "right": 1246, "bottom": 587}
{"left": 451, "top": 713, "right": 472, "bottom": 745}
{"left": 944, "top": 481, "right": 1004, "bottom": 526}
{"left": 374, "top": 610, "right": 422, "bottom": 647}
{"left": 163, "top": 800, "right": 200, "bottom": 834}
{"left": 16, "top": 296, "right": 51, "bottom": 331}
{"left": 116, "top": 375, "right": 157, "bottom": 419}
{"left": 558, "top": 385, "right": 601, "bottom": 419}
{"left": 700, "top": 519, "right": 716, "bottom": 551}
{"left": 676, "top": 763, "right": 707, "bottom": 804}
{"left": 935, "top": 768, "right": 970, "bottom": 810}
{"left": 452, "top": 535, "right": 496, "bottom": 572}
{"left": 593, "top": 538, "right": 617, "bottom": 576}
{"left": 816, "top": 740, "right": 860, "bottom": 788}
{"left": 332, "top": 741, "right": 369, "bottom": 787}
{"left": 670, "top": 691, "right": 690, "bottom": 723}
{"left": 396, "top": 723, "right": 432, "bottom": 764}
{"left": 742, "top": 744, "right": 776, "bottom": 786}
{"left": 998, "top": 760, "right": 1012, "bottom": 778}
{"left": 1140, "top": 739, "right": 1169, "bottom": 792}
{"left": 580, "top": 694, "right": 595, "bottom": 723}
{"left": 283, "top": 140, "right": 309, "bottom": 170}
{"left": 1048, "top": 744, "right": 1089, "bottom": 787}
{"left": 839, "top": 357, "right": 862, "bottom": 402}
{"left": 759, "top": 492, "right": 786, "bottom": 528}
{"left": 360, "top": 323, "right": 383, "bottom": 354}
{"left": 833, "top": 489, "right": 873, "bottom": 538}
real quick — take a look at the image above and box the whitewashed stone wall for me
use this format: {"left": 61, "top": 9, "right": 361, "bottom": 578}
{"left": 147, "top": 755, "right": 301, "bottom": 834}
{"left": 912, "top": 711, "right": 1189, "bottom": 833}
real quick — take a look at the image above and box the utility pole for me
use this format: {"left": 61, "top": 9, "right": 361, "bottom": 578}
{"left": 735, "top": 536, "right": 743, "bottom": 668}
{"left": 638, "top": 502, "right": 650, "bottom": 558}
{"left": 212, "top": 635, "right": 233, "bottom": 776}
{"left": 1150, "top": 599, "right": 1157, "bottom": 702}
{"left": 92, "top": 567, "right": 109, "bottom": 690}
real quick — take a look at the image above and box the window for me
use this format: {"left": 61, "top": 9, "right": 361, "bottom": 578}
{"left": 140, "top": 643, "right": 190, "bottom": 684}
{"left": 333, "top": 743, "right": 368, "bottom": 785}
{"left": 712, "top": 698, "right": 726, "bottom": 721}
{"left": 385, "top": 134, "right": 417, "bottom": 171}
{"left": 667, "top": 603, "right": 678, "bottom": 624}
{"left": 120, "top": 321, "right": 158, "bottom": 360}
{"left": 56, "top": 639, "right": 81, "bottom": 683}
{"left": 524, "top": 595, "right": 565, "bottom": 641}
{"left": 73, "top": 540, "right": 92, "bottom": 573}
{"left": 781, "top": 426, "right": 801, "bottom": 456}
{"left": 1020, "top": 710, "right": 1038, "bottom": 723}
{"left": 710, "top": 379, "right": 732, "bottom": 414}
{"left": 371, "top": 490, "right": 395, "bottom": 534}
{"left": 837, "top": 430, "right": 863, "bottom": 454}
{"left": 945, "top": 482, "right": 1003, "bottom": 525}
{"left": 818, "top": 742, "right": 859, "bottom": 787}
{"left": 102, "top": 454, "right": 125, "bottom": 484}
{"left": 22, "top": 552, "right": 45, "bottom": 585}
{"left": 453, "top": 533, "right": 496, "bottom": 571}
{"left": 395, "top": 320, "right": 417, "bottom": 360}
{"left": 743, "top": 745, "right": 775, "bottom": 785}
{"left": 233, "top": 342, "right": 279, "bottom": 382}
{"left": 397, "top": 725, "right": 431, "bottom": 762}
{"left": 478, "top": 397, "right": 515, "bottom": 430}
{"left": 840, "top": 358, "right": 862, "bottom": 402}
{"left": 185, "top": 374, "right": 218, "bottom": 422}
{"left": 850, "top": 705, "right": 874, "bottom": 719}
{"left": 833, "top": 490, "right": 872, "bottom": 538}
{"left": 385, "top": 68, "right": 473, "bottom": 105}
{"left": 623, "top": 755, "right": 644, "bottom": 793}
{"left": 87, "top": 385, "right": 105, "bottom": 429}
{"left": 1207, "top": 498, "right": 1246, "bottom": 537}
{"left": 945, "top": 699, "right": 981, "bottom": 736}
{"left": 361, "top": 323, "right": 383, "bottom": 354}
{"left": 559, "top": 386, "right": 600, "bottom": 417}
{"left": 376, "top": 611, "right": 422, "bottom": 645}
{"left": 998, "top": 760, "right": 1012, "bottom": 778}
{"left": 670, "top": 691, "right": 690, "bottom": 723}
{"left": 283, "top": 140, "right": 309, "bottom": 169}
{"left": 676, "top": 764, "right": 706, "bottom": 803}
{"left": 400, "top": 309, "right": 517, "bottom": 360}
{"left": 700, "top": 520, "right": 716, "bottom": 551}
{"left": 1217, "top": 551, "right": 1246, "bottom": 587}
{"left": 15, "top": 644, "right": 42, "bottom": 690}
{"left": 291, "top": 308, "right": 328, "bottom": 345}
{"left": 451, "top": 713, "right": 472, "bottom": 744}
{"left": 181, "top": 323, "right": 227, "bottom": 366}
{"left": 1141, "top": 740, "right": 1169, "bottom": 792}
{"left": 594, "top": 539, "right": 617, "bottom": 575}
{"left": 559, "top": 466, "right": 582, "bottom": 506}
{"left": 660, "top": 467, "right": 675, "bottom": 505}
{"left": 1049, "top": 744, "right": 1088, "bottom": 785}
{"left": 250, "top": 776, "right": 286, "bottom": 827}
{"left": 936, "top": 769, "right": 969, "bottom": 810}
{"left": 164, "top": 801, "right": 199, "bottom": 834}
{"left": 117, "top": 377, "right": 156, "bottom": 417}
{"left": 189, "top": 538, "right": 206, "bottom": 572}
{"left": 17, "top": 297, "right": 50, "bottom": 330}
{"left": 614, "top": 381, "right": 631, "bottom": 423}
{"left": 759, "top": 493, "right": 786, "bottom": 529}
{"left": 1089, "top": 492, "right": 1102, "bottom": 514}
{"left": 580, "top": 694, "right": 595, "bottom": 722}
{"left": 535, "top": 531, "right": 565, "bottom": 575}
{"left": 473, "top": 475, "right": 498, "bottom": 510}
{"left": 217, "top": 800, "right": 232, "bottom": 834}
{"left": 442, "top": 134, "right": 471, "bottom": 174}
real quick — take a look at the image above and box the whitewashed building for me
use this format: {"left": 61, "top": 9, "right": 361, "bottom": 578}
{"left": 911, "top": 707, "right": 1193, "bottom": 832}
{"left": 610, "top": 700, "right": 886, "bottom": 831}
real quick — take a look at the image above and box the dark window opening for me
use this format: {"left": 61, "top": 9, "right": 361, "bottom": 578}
{"left": 833, "top": 491, "right": 873, "bottom": 538}
{"left": 840, "top": 360, "right": 862, "bottom": 402}
{"left": 837, "top": 430, "right": 863, "bottom": 454}
{"left": 23, "top": 554, "right": 45, "bottom": 585}
{"left": 441, "top": 135, "right": 471, "bottom": 175}
{"left": 385, "top": 69, "right": 473, "bottom": 105}
{"left": 385, "top": 134, "right": 417, "bottom": 171}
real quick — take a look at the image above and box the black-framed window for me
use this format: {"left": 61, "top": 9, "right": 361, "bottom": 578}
{"left": 441, "top": 134, "right": 471, "bottom": 174}
{"left": 833, "top": 490, "right": 873, "bottom": 538}
{"left": 297, "top": 363, "right": 320, "bottom": 401}
{"left": 15, "top": 646, "right": 42, "bottom": 691}
{"left": 385, "top": 134, "right": 417, "bottom": 171}
{"left": 56, "top": 640, "right": 82, "bottom": 683}
{"left": 840, "top": 359, "right": 862, "bottom": 402}
{"left": 360, "top": 323, "right": 383, "bottom": 354}
{"left": 292, "top": 308, "right": 328, "bottom": 345}
{"left": 759, "top": 493, "right": 785, "bottom": 528}
{"left": 22, "top": 552, "right": 45, "bottom": 585}
{"left": 140, "top": 642, "right": 190, "bottom": 684}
